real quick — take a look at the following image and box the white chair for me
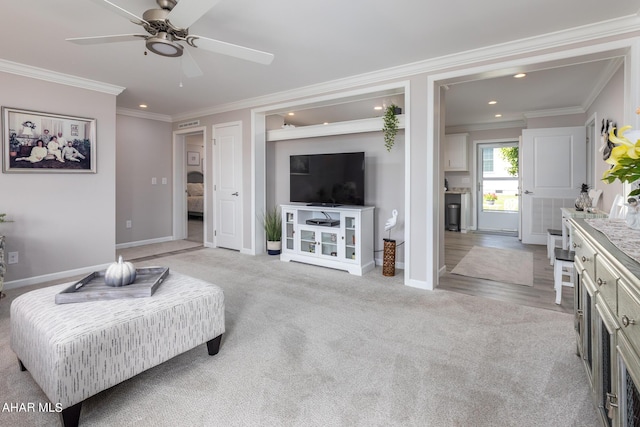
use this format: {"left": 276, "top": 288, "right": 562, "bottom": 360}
{"left": 554, "top": 248, "right": 575, "bottom": 305}
{"left": 589, "top": 188, "right": 603, "bottom": 209}
{"left": 547, "top": 228, "right": 563, "bottom": 265}
{"left": 609, "top": 194, "right": 628, "bottom": 219}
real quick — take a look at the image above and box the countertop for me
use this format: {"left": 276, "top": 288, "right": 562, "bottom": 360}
{"left": 445, "top": 187, "right": 470, "bottom": 194}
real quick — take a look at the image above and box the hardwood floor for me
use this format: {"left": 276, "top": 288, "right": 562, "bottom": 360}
{"left": 439, "top": 230, "right": 573, "bottom": 314}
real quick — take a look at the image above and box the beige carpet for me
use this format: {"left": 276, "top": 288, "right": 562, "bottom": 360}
{"left": 0, "top": 247, "right": 598, "bottom": 426}
{"left": 451, "top": 245, "right": 534, "bottom": 286}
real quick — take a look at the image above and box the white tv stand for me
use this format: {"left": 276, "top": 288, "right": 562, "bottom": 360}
{"left": 280, "top": 204, "right": 374, "bottom": 275}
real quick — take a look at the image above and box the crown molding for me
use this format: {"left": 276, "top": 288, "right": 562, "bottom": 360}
{"left": 446, "top": 120, "right": 526, "bottom": 134}
{"left": 172, "top": 14, "right": 640, "bottom": 122}
{"left": 524, "top": 106, "right": 586, "bottom": 119}
{"left": 0, "top": 59, "right": 124, "bottom": 95}
{"left": 116, "top": 107, "right": 172, "bottom": 122}
{"left": 582, "top": 56, "right": 625, "bottom": 112}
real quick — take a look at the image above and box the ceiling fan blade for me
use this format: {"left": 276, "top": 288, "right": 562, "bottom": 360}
{"left": 66, "top": 34, "right": 146, "bottom": 45}
{"left": 181, "top": 49, "right": 203, "bottom": 78}
{"left": 167, "top": 0, "right": 222, "bottom": 29}
{"left": 89, "top": 0, "right": 148, "bottom": 25}
{"left": 190, "top": 35, "right": 274, "bottom": 65}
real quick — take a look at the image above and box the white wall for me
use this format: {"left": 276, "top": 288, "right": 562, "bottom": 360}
{"left": 1, "top": 72, "right": 117, "bottom": 285}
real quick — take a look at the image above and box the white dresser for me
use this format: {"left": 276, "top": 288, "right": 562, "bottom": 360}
{"left": 571, "top": 218, "right": 640, "bottom": 426}
{"left": 561, "top": 207, "right": 608, "bottom": 249}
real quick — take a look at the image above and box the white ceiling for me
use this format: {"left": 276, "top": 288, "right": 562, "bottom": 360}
{"left": 2, "top": 0, "right": 639, "bottom": 127}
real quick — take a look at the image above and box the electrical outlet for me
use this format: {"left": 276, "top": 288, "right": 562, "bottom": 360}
{"left": 162, "top": 177, "right": 167, "bottom": 185}
{"left": 151, "top": 177, "right": 157, "bottom": 185}
{"left": 8, "top": 251, "right": 18, "bottom": 264}
{"left": 126, "top": 220, "right": 132, "bottom": 229}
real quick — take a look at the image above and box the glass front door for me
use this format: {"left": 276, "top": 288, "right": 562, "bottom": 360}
{"left": 477, "top": 141, "right": 519, "bottom": 234}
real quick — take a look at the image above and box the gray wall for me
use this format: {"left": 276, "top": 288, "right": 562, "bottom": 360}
{"left": 1, "top": 72, "right": 117, "bottom": 285}
{"left": 587, "top": 65, "right": 625, "bottom": 211}
{"left": 267, "top": 131, "right": 406, "bottom": 264}
{"left": 115, "top": 114, "right": 173, "bottom": 245}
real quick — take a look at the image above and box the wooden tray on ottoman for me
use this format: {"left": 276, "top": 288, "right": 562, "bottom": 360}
{"left": 55, "top": 267, "right": 170, "bottom": 304}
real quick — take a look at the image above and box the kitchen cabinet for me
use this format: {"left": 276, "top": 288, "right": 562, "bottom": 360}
{"left": 444, "top": 133, "right": 468, "bottom": 171}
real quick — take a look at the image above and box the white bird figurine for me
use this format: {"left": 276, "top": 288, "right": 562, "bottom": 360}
{"left": 385, "top": 209, "right": 398, "bottom": 238}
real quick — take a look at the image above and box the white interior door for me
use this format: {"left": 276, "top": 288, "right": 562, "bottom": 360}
{"left": 214, "top": 122, "right": 242, "bottom": 250}
{"left": 521, "top": 126, "right": 586, "bottom": 244}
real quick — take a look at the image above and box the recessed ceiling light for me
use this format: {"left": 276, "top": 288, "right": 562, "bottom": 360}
{"left": 514, "top": 73, "right": 526, "bottom": 78}
{"left": 374, "top": 106, "right": 383, "bottom": 110}
{"left": 323, "top": 122, "right": 329, "bottom": 125}
{"left": 495, "top": 114, "right": 503, "bottom": 118}
{"left": 139, "top": 104, "right": 148, "bottom": 108}
{"left": 288, "top": 112, "right": 295, "bottom": 116}
{"left": 488, "top": 100, "right": 497, "bottom": 105}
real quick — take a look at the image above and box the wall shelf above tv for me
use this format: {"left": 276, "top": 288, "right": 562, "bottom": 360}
{"left": 267, "top": 115, "right": 405, "bottom": 142}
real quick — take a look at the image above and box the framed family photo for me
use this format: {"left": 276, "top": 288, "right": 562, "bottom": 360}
{"left": 3, "top": 107, "right": 96, "bottom": 173}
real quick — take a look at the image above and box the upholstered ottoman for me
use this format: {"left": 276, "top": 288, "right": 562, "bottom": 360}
{"left": 10, "top": 272, "right": 225, "bottom": 427}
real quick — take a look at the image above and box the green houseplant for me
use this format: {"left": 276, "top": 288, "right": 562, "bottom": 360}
{"left": 382, "top": 104, "right": 400, "bottom": 152}
{"left": 262, "top": 206, "right": 282, "bottom": 255}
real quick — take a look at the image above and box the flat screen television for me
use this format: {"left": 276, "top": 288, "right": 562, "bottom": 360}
{"left": 290, "top": 152, "right": 365, "bottom": 206}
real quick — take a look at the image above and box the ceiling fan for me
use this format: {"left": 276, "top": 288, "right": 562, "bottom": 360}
{"left": 66, "top": 0, "right": 274, "bottom": 77}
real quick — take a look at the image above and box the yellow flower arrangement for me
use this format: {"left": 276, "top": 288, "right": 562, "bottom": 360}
{"left": 602, "top": 111, "right": 640, "bottom": 197}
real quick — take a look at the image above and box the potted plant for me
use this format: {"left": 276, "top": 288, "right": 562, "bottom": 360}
{"left": 484, "top": 193, "right": 498, "bottom": 205}
{"left": 262, "top": 206, "right": 282, "bottom": 255}
{"left": 9, "top": 133, "right": 20, "bottom": 157}
{"left": 382, "top": 104, "right": 400, "bottom": 152}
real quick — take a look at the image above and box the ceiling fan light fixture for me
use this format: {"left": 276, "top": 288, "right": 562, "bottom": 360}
{"left": 146, "top": 32, "right": 183, "bottom": 57}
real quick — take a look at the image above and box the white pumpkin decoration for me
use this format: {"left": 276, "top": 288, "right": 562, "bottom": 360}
{"left": 104, "top": 255, "right": 137, "bottom": 287}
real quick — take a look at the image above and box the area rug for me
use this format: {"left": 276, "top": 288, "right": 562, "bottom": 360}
{"left": 451, "top": 245, "right": 534, "bottom": 286}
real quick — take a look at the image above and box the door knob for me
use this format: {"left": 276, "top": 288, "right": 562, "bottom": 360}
{"left": 231, "top": 192, "right": 239, "bottom": 196}
{"left": 524, "top": 190, "right": 533, "bottom": 194}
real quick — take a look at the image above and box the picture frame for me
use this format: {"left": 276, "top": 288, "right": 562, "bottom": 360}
{"left": 187, "top": 151, "right": 200, "bottom": 166}
{"left": 3, "top": 107, "right": 96, "bottom": 173}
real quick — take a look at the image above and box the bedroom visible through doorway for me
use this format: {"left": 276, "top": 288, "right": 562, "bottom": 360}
{"left": 186, "top": 133, "right": 204, "bottom": 243}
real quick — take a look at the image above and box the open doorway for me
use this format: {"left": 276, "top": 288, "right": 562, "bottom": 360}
{"left": 173, "top": 126, "right": 207, "bottom": 245}
{"left": 185, "top": 133, "right": 204, "bottom": 243}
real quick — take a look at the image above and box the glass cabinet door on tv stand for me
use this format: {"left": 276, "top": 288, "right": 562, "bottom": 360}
{"left": 283, "top": 210, "right": 296, "bottom": 251}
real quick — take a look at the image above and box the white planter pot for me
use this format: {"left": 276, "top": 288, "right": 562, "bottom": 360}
{"left": 267, "top": 240, "right": 281, "bottom": 255}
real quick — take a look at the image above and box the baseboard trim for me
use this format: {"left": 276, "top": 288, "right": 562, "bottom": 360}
{"left": 374, "top": 258, "right": 405, "bottom": 269}
{"left": 406, "top": 278, "right": 432, "bottom": 291}
{"left": 4, "top": 262, "right": 112, "bottom": 290}
{"left": 116, "top": 236, "right": 174, "bottom": 250}
{"left": 438, "top": 265, "right": 447, "bottom": 277}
